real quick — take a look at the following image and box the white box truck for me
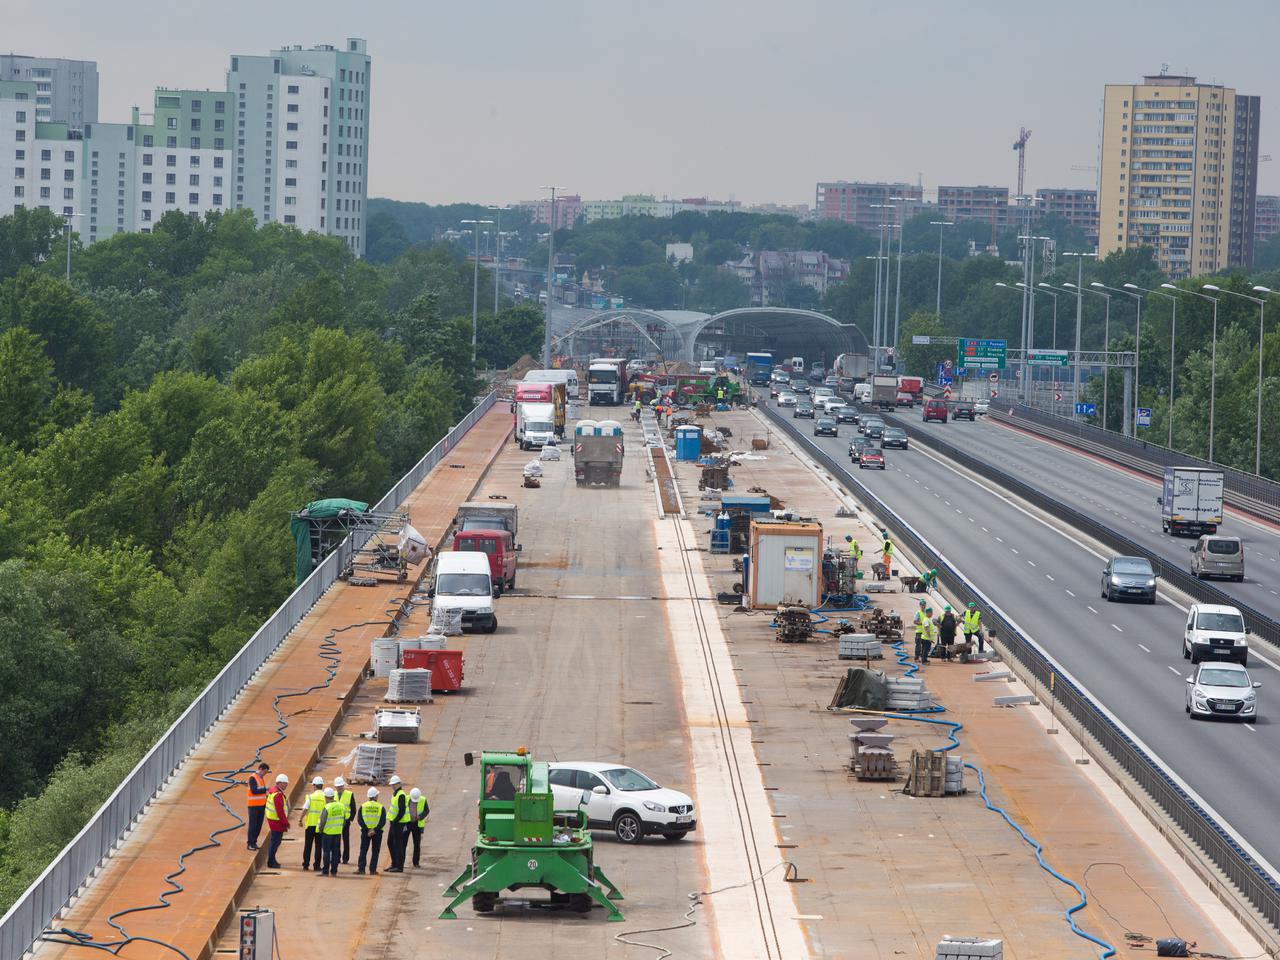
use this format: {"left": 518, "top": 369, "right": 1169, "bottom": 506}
{"left": 515, "top": 402, "right": 557, "bottom": 450}
{"left": 1159, "top": 467, "right": 1224, "bottom": 536}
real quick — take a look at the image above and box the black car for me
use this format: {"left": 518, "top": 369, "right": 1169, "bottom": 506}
{"left": 792, "top": 381, "right": 811, "bottom": 394}
{"left": 862, "top": 419, "right": 885, "bottom": 440}
{"left": 836, "top": 406, "right": 859, "bottom": 424}
{"left": 951, "top": 400, "right": 976, "bottom": 421}
{"left": 849, "top": 437, "right": 873, "bottom": 461}
{"left": 882, "top": 427, "right": 909, "bottom": 449}
{"left": 814, "top": 417, "right": 838, "bottom": 437}
{"left": 1102, "top": 556, "right": 1157, "bottom": 604}
{"left": 793, "top": 402, "right": 816, "bottom": 419}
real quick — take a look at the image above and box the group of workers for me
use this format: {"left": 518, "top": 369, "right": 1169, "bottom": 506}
{"left": 244, "top": 763, "right": 429, "bottom": 877}
{"left": 912, "top": 599, "right": 984, "bottom": 664}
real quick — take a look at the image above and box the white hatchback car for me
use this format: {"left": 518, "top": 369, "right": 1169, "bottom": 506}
{"left": 777, "top": 392, "right": 797, "bottom": 407}
{"left": 548, "top": 762, "right": 696, "bottom": 843}
{"left": 1185, "top": 662, "right": 1260, "bottom": 721}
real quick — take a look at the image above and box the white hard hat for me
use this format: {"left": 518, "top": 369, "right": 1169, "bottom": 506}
{"left": 323, "top": 787, "right": 335, "bottom": 798}
{"left": 275, "top": 774, "right": 289, "bottom": 784}
{"left": 367, "top": 787, "right": 379, "bottom": 799}
{"left": 312, "top": 776, "right": 324, "bottom": 786}
{"left": 334, "top": 777, "right": 346, "bottom": 788}
{"left": 389, "top": 775, "right": 402, "bottom": 785}
{"left": 409, "top": 788, "right": 421, "bottom": 801}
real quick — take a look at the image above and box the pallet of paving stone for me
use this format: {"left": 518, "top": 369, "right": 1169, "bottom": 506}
{"left": 944, "top": 755, "right": 966, "bottom": 795}
{"left": 351, "top": 743, "right": 398, "bottom": 784}
{"left": 385, "top": 668, "right": 433, "bottom": 703}
{"left": 904, "top": 749, "right": 947, "bottom": 797}
{"left": 837, "top": 634, "right": 883, "bottom": 660}
{"left": 374, "top": 707, "right": 421, "bottom": 744}
{"left": 934, "top": 936, "right": 1003, "bottom": 959}
{"left": 851, "top": 745, "right": 898, "bottom": 781}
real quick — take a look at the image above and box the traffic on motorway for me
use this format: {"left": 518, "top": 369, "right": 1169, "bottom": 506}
{"left": 758, "top": 380, "right": 1280, "bottom": 872}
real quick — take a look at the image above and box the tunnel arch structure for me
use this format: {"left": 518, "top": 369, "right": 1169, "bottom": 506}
{"left": 691, "top": 308, "right": 868, "bottom": 367}
{"left": 551, "top": 309, "right": 690, "bottom": 361}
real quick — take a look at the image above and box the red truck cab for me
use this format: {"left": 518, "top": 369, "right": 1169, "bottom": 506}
{"left": 453, "top": 529, "right": 519, "bottom": 593}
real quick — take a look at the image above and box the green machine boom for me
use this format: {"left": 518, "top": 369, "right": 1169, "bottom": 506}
{"left": 440, "top": 749, "right": 625, "bottom": 921}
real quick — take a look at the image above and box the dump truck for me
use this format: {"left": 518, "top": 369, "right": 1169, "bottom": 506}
{"left": 573, "top": 420, "right": 624, "bottom": 487}
{"left": 440, "top": 747, "right": 624, "bottom": 921}
{"left": 871, "top": 374, "right": 899, "bottom": 410}
{"left": 1159, "top": 467, "right": 1224, "bottom": 536}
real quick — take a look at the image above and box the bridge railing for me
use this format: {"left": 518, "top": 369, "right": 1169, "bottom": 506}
{"left": 0, "top": 392, "right": 497, "bottom": 960}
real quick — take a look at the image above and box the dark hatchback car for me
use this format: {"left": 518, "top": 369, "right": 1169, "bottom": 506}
{"left": 791, "top": 380, "right": 811, "bottom": 394}
{"left": 836, "top": 405, "right": 859, "bottom": 424}
{"left": 793, "top": 401, "right": 816, "bottom": 419}
{"left": 849, "top": 437, "right": 873, "bottom": 461}
{"left": 814, "top": 417, "right": 838, "bottom": 437}
{"left": 862, "top": 419, "right": 885, "bottom": 440}
{"left": 859, "top": 447, "right": 886, "bottom": 469}
{"left": 950, "top": 400, "right": 976, "bottom": 421}
{"left": 1102, "top": 555, "right": 1158, "bottom": 604}
{"left": 882, "top": 427, "right": 909, "bottom": 449}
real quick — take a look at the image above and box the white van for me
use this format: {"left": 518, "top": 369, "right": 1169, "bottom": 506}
{"left": 853, "top": 383, "right": 873, "bottom": 404}
{"left": 431, "top": 551, "right": 497, "bottom": 633}
{"left": 526, "top": 368, "right": 579, "bottom": 397}
{"left": 1183, "top": 602, "right": 1248, "bottom": 666}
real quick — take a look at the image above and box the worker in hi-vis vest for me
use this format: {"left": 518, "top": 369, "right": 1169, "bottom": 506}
{"left": 245, "top": 761, "right": 269, "bottom": 850}
{"left": 357, "top": 787, "right": 387, "bottom": 875}
{"left": 264, "top": 773, "right": 290, "bottom": 869}
{"left": 316, "top": 788, "right": 346, "bottom": 876}
{"left": 334, "top": 776, "right": 355, "bottom": 864}
{"left": 300, "top": 776, "right": 326, "bottom": 871}
{"left": 386, "top": 775, "right": 409, "bottom": 873}
{"left": 405, "top": 787, "right": 430, "bottom": 869}
{"left": 963, "top": 602, "right": 984, "bottom": 652}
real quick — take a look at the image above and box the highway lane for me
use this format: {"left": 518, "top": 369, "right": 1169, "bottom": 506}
{"left": 898, "top": 411, "right": 1280, "bottom": 620}
{"left": 766, "top": 397, "right": 1280, "bottom": 872}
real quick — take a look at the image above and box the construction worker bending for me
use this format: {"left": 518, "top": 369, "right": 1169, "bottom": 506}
{"left": 245, "top": 761, "right": 270, "bottom": 850}
{"left": 920, "top": 567, "right": 938, "bottom": 591}
{"left": 264, "top": 773, "right": 290, "bottom": 869}
{"left": 300, "top": 776, "right": 326, "bottom": 871}
{"left": 316, "top": 787, "right": 346, "bottom": 876}
{"left": 357, "top": 787, "right": 386, "bottom": 875}
{"left": 845, "top": 535, "right": 862, "bottom": 575}
{"left": 406, "top": 787, "right": 430, "bottom": 869}
{"left": 334, "top": 776, "right": 355, "bottom": 864}
{"left": 914, "top": 606, "right": 935, "bottom": 664}
{"left": 386, "top": 775, "right": 409, "bottom": 873}
{"left": 963, "top": 602, "right": 984, "bottom": 652}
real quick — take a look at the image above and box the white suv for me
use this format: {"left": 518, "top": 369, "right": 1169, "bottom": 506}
{"left": 1183, "top": 602, "right": 1249, "bottom": 666}
{"left": 548, "top": 762, "right": 696, "bottom": 843}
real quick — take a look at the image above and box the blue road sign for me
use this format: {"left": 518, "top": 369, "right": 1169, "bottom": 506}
{"left": 1136, "top": 407, "right": 1152, "bottom": 427}
{"left": 1075, "top": 402, "right": 1096, "bottom": 416}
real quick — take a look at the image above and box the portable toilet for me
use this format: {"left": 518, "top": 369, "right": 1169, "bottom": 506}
{"left": 575, "top": 419, "right": 599, "bottom": 436}
{"left": 674, "top": 425, "right": 702, "bottom": 461}
{"left": 597, "top": 419, "right": 623, "bottom": 436}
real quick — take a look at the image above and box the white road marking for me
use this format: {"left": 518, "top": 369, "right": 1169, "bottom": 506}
{"left": 1087, "top": 606, "right": 1098, "bottom": 614}
{"left": 1167, "top": 666, "right": 1182, "bottom": 675}
{"left": 1065, "top": 589, "right": 1075, "bottom": 597}
{"left": 1027, "top": 560, "right": 1037, "bottom": 567}
{"left": 981, "top": 526, "right": 989, "bottom": 533}
{"left": 1010, "top": 547, "right": 1019, "bottom": 554}
{"left": 1245, "top": 724, "right": 1257, "bottom": 732}
{"left": 1138, "top": 644, "right": 1150, "bottom": 653}
{"left": 1111, "top": 624, "right": 1123, "bottom": 632}
{"left": 995, "top": 536, "right": 1004, "bottom": 543}
{"left": 1045, "top": 574, "right": 1055, "bottom": 581}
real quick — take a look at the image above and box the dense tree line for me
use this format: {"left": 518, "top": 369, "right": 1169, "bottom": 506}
{"left": 0, "top": 208, "right": 539, "bottom": 907}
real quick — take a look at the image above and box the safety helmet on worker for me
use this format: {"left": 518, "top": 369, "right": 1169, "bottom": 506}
{"left": 367, "top": 787, "right": 379, "bottom": 799}
{"left": 409, "top": 788, "right": 421, "bottom": 801}
{"left": 389, "top": 775, "right": 402, "bottom": 786}
{"left": 967, "top": 602, "right": 976, "bottom": 609}
{"left": 275, "top": 774, "right": 289, "bottom": 785}
{"left": 334, "top": 777, "right": 346, "bottom": 788}
{"left": 312, "top": 776, "right": 323, "bottom": 786}
{"left": 323, "top": 787, "right": 335, "bottom": 798}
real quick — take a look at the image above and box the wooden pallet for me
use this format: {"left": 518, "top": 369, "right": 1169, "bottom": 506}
{"left": 904, "top": 749, "right": 947, "bottom": 797}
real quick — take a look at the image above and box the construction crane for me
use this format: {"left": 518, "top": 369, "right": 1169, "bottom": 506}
{"left": 1013, "top": 127, "right": 1032, "bottom": 197}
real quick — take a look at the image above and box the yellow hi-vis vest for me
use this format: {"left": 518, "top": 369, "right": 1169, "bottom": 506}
{"left": 337, "top": 789, "right": 354, "bottom": 820}
{"left": 850, "top": 542, "right": 862, "bottom": 560}
{"left": 264, "top": 789, "right": 288, "bottom": 822}
{"left": 964, "top": 609, "right": 981, "bottom": 633}
{"left": 322, "top": 801, "right": 346, "bottom": 835}
{"left": 414, "top": 796, "right": 428, "bottom": 821}
{"left": 392, "top": 789, "right": 410, "bottom": 824}
{"left": 304, "top": 789, "right": 326, "bottom": 828}
{"left": 360, "top": 800, "right": 385, "bottom": 830}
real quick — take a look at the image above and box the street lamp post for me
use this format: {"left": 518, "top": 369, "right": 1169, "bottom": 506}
{"left": 1062, "top": 252, "right": 1097, "bottom": 417}
{"left": 539, "top": 186, "right": 563, "bottom": 367}
{"left": 460, "top": 218, "right": 494, "bottom": 365}
{"left": 1093, "top": 283, "right": 1143, "bottom": 435}
{"left": 62, "top": 212, "right": 84, "bottom": 282}
{"left": 1036, "top": 283, "right": 1060, "bottom": 347}
{"left": 492, "top": 210, "right": 502, "bottom": 314}
{"left": 929, "top": 221, "right": 954, "bottom": 317}
{"left": 1206, "top": 284, "right": 1268, "bottom": 474}
{"left": 1125, "top": 283, "right": 1178, "bottom": 448}
{"left": 1067, "top": 282, "right": 1112, "bottom": 428}
{"left": 871, "top": 203, "right": 898, "bottom": 369}
{"left": 1166, "top": 286, "right": 1219, "bottom": 462}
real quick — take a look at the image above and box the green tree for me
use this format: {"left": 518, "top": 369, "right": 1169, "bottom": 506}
{"left": 898, "top": 311, "right": 951, "bottom": 376}
{"left": 365, "top": 212, "right": 411, "bottom": 264}
{"left": 476, "top": 304, "right": 544, "bottom": 369}
{"left": 0, "top": 270, "right": 112, "bottom": 398}
{"left": 689, "top": 269, "right": 749, "bottom": 313}
{"left": 0, "top": 207, "right": 65, "bottom": 281}
{"left": 0, "top": 328, "right": 54, "bottom": 449}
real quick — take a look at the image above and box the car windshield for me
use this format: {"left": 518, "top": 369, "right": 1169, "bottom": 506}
{"left": 602, "top": 767, "right": 660, "bottom": 791}
{"left": 527, "top": 421, "right": 553, "bottom": 433}
{"left": 886, "top": 429, "right": 905, "bottom": 438}
{"left": 1113, "top": 558, "right": 1153, "bottom": 575}
{"left": 435, "top": 573, "right": 491, "bottom": 596}
{"left": 1207, "top": 539, "right": 1240, "bottom": 555}
{"left": 818, "top": 418, "right": 834, "bottom": 426}
{"left": 1198, "top": 668, "right": 1249, "bottom": 688}
{"left": 1197, "top": 612, "right": 1245, "bottom": 632}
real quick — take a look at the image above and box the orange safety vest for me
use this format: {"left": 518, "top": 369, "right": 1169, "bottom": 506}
{"left": 246, "top": 772, "right": 267, "bottom": 808}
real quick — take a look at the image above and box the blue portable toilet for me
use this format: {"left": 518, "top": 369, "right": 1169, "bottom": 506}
{"left": 674, "top": 425, "right": 702, "bottom": 461}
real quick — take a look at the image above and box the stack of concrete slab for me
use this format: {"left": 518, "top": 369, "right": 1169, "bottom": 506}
{"left": 886, "top": 676, "right": 932, "bottom": 710}
{"left": 848, "top": 728, "right": 897, "bottom": 781}
{"left": 945, "top": 755, "right": 966, "bottom": 795}
{"left": 837, "top": 633, "right": 882, "bottom": 660}
{"left": 374, "top": 708, "right": 421, "bottom": 743}
{"left": 386, "top": 668, "right": 433, "bottom": 703}
{"left": 934, "top": 936, "right": 1003, "bottom": 959}
{"left": 352, "top": 743, "right": 397, "bottom": 783}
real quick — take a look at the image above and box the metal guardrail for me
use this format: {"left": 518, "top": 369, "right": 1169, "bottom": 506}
{"left": 0, "top": 392, "right": 498, "bottom": 960}
{"left": 991, "top": 402, "right": 1280, "bottom": 524}
{"left": 880, "top": 409, "right": 1280, "bottom": 651}
{"left": 759, "top": 400, "right": 1280, "bottom": 933}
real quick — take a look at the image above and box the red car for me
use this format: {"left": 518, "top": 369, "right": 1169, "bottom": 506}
{"left": 923, "top": 399, "right": 949, "bottom": 423}
{"left": 859, "top": 448, "right": 886, "bottom": 470}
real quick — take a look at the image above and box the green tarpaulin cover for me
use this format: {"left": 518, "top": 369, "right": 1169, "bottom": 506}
{"left": 291, "top": 499, "right": 370, "bottom": 584}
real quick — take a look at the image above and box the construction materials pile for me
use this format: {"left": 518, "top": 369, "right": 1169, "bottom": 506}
{"left": 773, "top": 604, "right": 814, "bottom": 643}
{"left": 386, "top": 668, "right": 433, "bottom": 703}
{"left": 837, "top": 633, "right": 882, "bottom": 660}
{"left": 848, "top": 717, "right": 897, "bottom": 781}
{"left": 374, "top": 708, "right": 421, "bottom": 743}
{"left": 904, "top": 750, "right": 966, "bottom": 797}
{"left": 935, "top": 937, "right": 1002, "bottom": 959}
{"left": 352, "top": 743, "right": 397, "bottom": 783}
{"left": 886, "top": 675, "right": 932, "bottom": 710}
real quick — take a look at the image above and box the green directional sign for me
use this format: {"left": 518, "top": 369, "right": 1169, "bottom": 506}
{"left": 958, "top": 338, "right": 1006, "bottom": 370}
{"left": 1027, "top": 350, "right": 1070, "bottom": 367}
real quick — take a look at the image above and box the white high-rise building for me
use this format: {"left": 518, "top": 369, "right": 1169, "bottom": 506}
{"left": 0, "top": 81, "right": 83, "bottom": 219}
{"left": 0, "top": 55, "right": 98, "bottom": 127}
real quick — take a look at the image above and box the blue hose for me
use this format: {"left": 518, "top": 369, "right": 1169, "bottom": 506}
{"left": 878, "top": 636, "right": 1115, "bottom": 958}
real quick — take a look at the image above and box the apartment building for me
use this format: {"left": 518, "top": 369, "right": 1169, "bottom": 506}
{"left": 0, "top": 55, "right": 98, "bottom": 127}
{"left": 1099, "top": 73, "right": 1260, "bottom": 277}
{"left": 937, "top": 185, "right": 1010, "bottom": 232}
{"left": 1256, "top": 195, "right": 1280, "bottom": 246}
{"left": 814, "top": 181, "right": 922, "bottom": 228}
{"left": 1034, "top": 187, "right": 1099, "bottom": 246}
{"left": 0, "top": 81, "right": 82, "bottom": 218}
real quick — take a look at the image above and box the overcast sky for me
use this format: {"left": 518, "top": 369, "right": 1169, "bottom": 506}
{"left": 11, "top": 0, "right": 1280, "bottom": 206}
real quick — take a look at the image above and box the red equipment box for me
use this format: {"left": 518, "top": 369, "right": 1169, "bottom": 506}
{"left": 401, "top": 649, "right": 464, "bottom": 692}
